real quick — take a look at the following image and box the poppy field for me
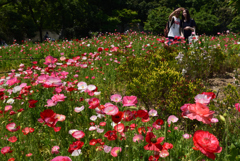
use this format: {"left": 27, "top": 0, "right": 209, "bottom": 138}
{"left": 0, "top": 31, "right": 240, "bottom": 161}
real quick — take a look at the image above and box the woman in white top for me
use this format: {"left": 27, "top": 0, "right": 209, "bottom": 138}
{"left": 167, "top": 7, "right": 185, "bottom": 45}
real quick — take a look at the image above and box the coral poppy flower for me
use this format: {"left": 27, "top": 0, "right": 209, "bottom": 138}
{"left": 28, "top": 99, "right": 38, "bottom": 108}
{"left": 182, "top": 103, "right": 214, "bottom": 124}
{"left": 162, "top": 143, "right": 173, "bottom": 150}
{"left": 144, "top": 132, "right": 164, "bottom": 151}
{"left": 122, "top": 96, "right": 137, "bottom": 107}
{"left": 88, "top": 98, "right": 100, "bottom": 109}
{"left": 1, "top": 146, "right": 12, "bottom": 155}
{"left": 193, "top": 130, "right": 222, "bottom": 160}
{"left": 104, "top": 130, "right": 117, "bottom": 141}
{"left": 22, "top": 127, "right": 34, "bottom": 135}
{"left": 68, "top": 141, "right": 84, "bottom": 154}
{"left": 8, "top": 158, "right": 15, "bottom": 161}
{"left": 51, "top": 156, "right": 72, "bottom": 161}
{"left": 138, "top": 127, "right": 146, "bottom": 134}
{"left": 112, "top": 111, "right": 123, "bottom": 123}
{"left": 194, "top": 94, "right": 211, "bottom": 105}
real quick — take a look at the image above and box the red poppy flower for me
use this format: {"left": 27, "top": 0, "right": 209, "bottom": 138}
{"left": 193, "top": 130, "right": 222, "bottom": 160}
{"left": 122, "top": 110, "right": 134, "bottom": 122}
{"left": 104, "top": 130, "right": 117, "bottom": 141}
{"left": 201, "top": 92, "right": 216, "bottom": 99}
{"left": 0, "top": 91, "right": 4, "bottom": 97}
{"left": 98, "top": 47, "right": 103, "bottom": 52}
{"left": 144, "top": 132, "right": 164, "bottom": 151}
{"left": 114, "top": 123, "right": 125, "bottom": 133}
{"left": 40, "top": 109, "right": 58, "bottom": 127}
{"left": 112, "top": 111, "right": 123, "bottom": 123}
{"left": 68, "top": 141, "right": 84, "bottom": 154}
{"left": 155, "top": 119, "right": 164, "bottom": 126}
{"left": 53, "top": 127, "right": 61, "bottom": 132}
{"left": 88, "top": 98, "right": 100, "bottom": 109}
{"left": 89, "top": 139, "right": 98, "bottom": 146}
{"left": 138, "top": 127, "right": 146, "bottom": 134}
{"left": 137, "top": 110, "right": 149, "bottom": 119}
{"left": 28, "top": 99, "right": 38, "bottom": 108}
{"left": 8, "top": 136, "right": 17, "bottom": 143}
{"left": 163, "top": 142, "right": 173, "bottom": 150}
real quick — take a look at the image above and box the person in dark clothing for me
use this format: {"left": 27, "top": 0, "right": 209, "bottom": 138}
{"left": 44, "top": 32, "right": 49, "bottom": 41}
{"left": 180, "top": 9, "right": 196, "bottom": 43}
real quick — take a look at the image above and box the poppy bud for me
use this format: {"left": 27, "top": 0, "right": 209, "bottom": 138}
{"left": 219, "top": 115, "right": 226, "bottom": 122}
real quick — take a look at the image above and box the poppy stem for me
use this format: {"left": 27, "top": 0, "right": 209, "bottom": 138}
{"left": 164, "top": 121, "right": 167, "bottom": 140}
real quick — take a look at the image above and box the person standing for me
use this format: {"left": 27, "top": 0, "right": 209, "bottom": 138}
{"left": 167, "top": 7, "right": 185, "bottom": 45}
{"left": 181, "top": 9, "right": 197, "bottom": 43}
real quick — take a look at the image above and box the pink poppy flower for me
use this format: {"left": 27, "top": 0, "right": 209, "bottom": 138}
{"left": 194, "top": 94, "right": 211, "bottom": 105}
{"left": 110, "top": 94, "right": 122, "bottom": 103}
{"left": 45, "top": 99, "right": 57, "bottom": 107}
{"left": 211, "top": 118, "right": 219, "bottom": 123}
{"left": 122, "top": 96, "right": 137, "bottom": 107}
{"left": 235, "top": 103, "right": 240, "bottom": 112}
{"left": 167, "top": 115, "right": 179, "bottom": 124}
{"left": 26, "top": 153, "right": 32, "bottom": 157}
{"left": 149, "top": 109, "right": 158, "bottom": 117}
{"left": 74, "top": 106, "right": 84, "bottom": 113}
{"left": 183, "top": 133, "right": 192, "bottom": 139}
{"left": 111, "top": 147, "right": 122, "bottom": 157}
{"left": 6, "top": 77, "right": 19, "bottom": 86}
{"left": 103, "top": 145, "right": 112, "bottom": 153}
{"left": 55, "top": 114, "right": 66, "bottom": 122}
{"left": 6, "top": 123, "right": 20, "bottom": 132}
{"left": 37, "top": 74, "right": 49, "bottom": 84}
{"left": 1, "top": 146, "right": 12, "bottom": 155}
{"left": 44, "top": 77, "right": 62, "bottom": 87}
{"left": 51, "top": 156, "right": 72, "bottom": 161}
{"left": 72, "top": 131, "right": 85, "bottom": 140}
{"left": 52, "top": 94, "right": 66, "bottom": 102}
{"left": 160, "top": 149, "right": 169, "bottom": 158}
{"left": 133, "top": 134, "right": 144, "bottom": 143}
{"left": 51, "top": 146, "right": 60, "bottom": 154}
{"left": 5, "top": 105, "right": 12, "bottom": 112}
{"left": 44, "top": 55, "right": 55, "bottom": 65}
{"left": 103, "top": 104, "right": 119, "bottom": 115}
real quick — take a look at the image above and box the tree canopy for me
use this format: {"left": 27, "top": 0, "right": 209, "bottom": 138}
{"left": 0, "top": 0, "right": 237, "bottom": 43}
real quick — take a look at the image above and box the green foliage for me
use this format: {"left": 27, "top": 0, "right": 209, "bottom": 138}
{"left": 163, "top": 79, "right": 205, "bottom": 116}
{"left": 117, "top": 48, "right": 205, "bottom": 116}
{"left": 192, "top": 9, "right": 219, "bottom": 35}
{"left": 177, "top": 47, "right": 240, "bottom": 80}
{"left": 144, "top": 6, "right": 171, "bottom": 34}
{"left": 228, "top": 15, "right": 240, "bottom": 33}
